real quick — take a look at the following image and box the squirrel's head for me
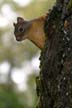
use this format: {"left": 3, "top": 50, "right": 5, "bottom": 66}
{"left": 13, "top": 17, "right": 31, "bottom": 41}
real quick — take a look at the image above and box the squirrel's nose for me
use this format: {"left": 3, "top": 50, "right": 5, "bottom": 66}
{"left": 13, "top": 23, "right": 16, "bottom": 27}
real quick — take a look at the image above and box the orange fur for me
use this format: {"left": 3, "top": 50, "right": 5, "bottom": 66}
{"left": 25, "top": 15, "right": 46, "bottom": 49}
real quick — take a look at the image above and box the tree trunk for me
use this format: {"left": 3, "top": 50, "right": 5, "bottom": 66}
{"left": 36, "top": 0, "right": 72, "bottom": 108}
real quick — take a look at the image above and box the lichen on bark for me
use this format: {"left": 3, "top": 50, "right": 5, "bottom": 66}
{"left": 36, "top": 0, "right": 72, "bottom": 108}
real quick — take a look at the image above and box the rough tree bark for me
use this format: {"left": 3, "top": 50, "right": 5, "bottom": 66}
{"left": 36, "top": 0, "right": 72, "bottom": 108}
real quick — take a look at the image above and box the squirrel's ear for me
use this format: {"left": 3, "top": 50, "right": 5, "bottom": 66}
{"left": 17, "top": 17, "right": 24, "bottom": 23}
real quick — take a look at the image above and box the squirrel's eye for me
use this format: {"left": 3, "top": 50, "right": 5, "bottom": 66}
{"left": 18, "top": 26, "right": 24, "bottom": 33}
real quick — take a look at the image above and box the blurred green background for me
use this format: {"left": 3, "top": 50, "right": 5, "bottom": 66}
{"left": 0, "top": 0, "right": 55, "bottom": 108}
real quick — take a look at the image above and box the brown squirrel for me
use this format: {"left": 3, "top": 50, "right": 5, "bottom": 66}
{"left": 13, "top": 16, "right": 46, "bottom": 49}
{"left": 13, "top": 15, "right": 68, "bottom": 49}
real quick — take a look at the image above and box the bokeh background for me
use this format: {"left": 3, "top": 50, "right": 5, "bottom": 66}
{"left": 0, "top": 0, "right": 55, "bottom": 108}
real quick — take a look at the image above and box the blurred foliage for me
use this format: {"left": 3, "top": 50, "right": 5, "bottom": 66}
{"left": 0, "top": 0, "right": 56, "bottom": 108}
{"left": 0, "top": 84, "right": 24, "bottom": 108}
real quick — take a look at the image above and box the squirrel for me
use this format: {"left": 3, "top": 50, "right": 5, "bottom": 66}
{"left": 13, "top": 14, "right": 68, "bottom": 49}
{"left": 13, "top": 15, "right": 46, "bottom": 49}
